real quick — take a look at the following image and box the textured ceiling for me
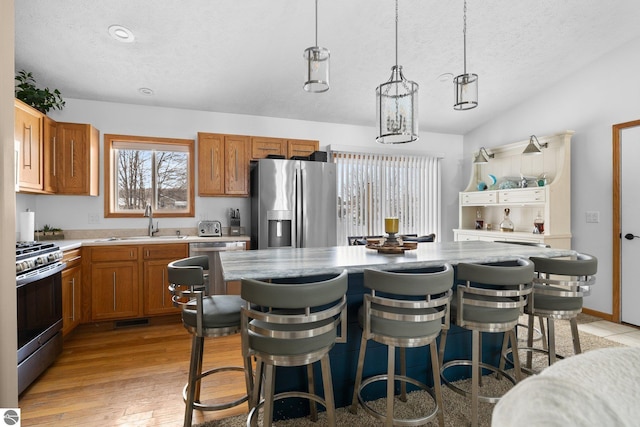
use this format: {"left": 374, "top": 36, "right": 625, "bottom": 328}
{"left": 14, "top": 0, "right": 640, "bottom": 135}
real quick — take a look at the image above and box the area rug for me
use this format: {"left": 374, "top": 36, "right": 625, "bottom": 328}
{"left": 195, "top": 314, "right": 623, "bottom": 427}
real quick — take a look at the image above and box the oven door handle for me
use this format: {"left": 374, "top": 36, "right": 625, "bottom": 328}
{"left": 17, "top": 262, "right": 67, "bottom": 288}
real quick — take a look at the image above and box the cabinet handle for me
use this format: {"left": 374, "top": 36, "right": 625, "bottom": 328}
{"left": 112, "top": 271, "right": 116, "bottom": 311}
{"left": 210, "top": 148, "right": 214, "bottom": 180}
{"left": 23, "top": 124, "right": 32, "bottom": 168}
{"left": 71, "top": 277, "right": 76, "bottom": 321}
{"left": 162, "top": 269, "right": 166, "bottom": 307}
{"left": 234, "top": 148, "right": 238, "bottom": 179}
{"left": 70, "top": 139, "right": 75, "bottom": 177}
{"left": 146, "top": 249, "right": 150, "bottom": 257}
{"left": 52, "top": 136, "right": 57, "bottom": 177}
{"left": 130, "top": 250, "right": 134, "bottom": 258}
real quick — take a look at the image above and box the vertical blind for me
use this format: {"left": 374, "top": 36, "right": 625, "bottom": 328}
{"left": 332, "top": 150, "right": 441, "bottom": 245}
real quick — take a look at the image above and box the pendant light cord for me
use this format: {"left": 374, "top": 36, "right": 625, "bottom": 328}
{"left": 315, "top": 0, "right": 318, "bottom": 47}
{"left": 463, "top": 0, "right": 467, "bottom": 75}
{"left": 395, "top": 0, "right": 399, "bottom": 68}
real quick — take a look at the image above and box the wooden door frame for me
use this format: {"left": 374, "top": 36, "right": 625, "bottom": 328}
{"left": 612, "top": 119, "right": 640, "bottom": 323}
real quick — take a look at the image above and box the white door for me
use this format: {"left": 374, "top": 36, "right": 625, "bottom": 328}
{"left": 621, "top": 126, "right": 640, "bottom": 325}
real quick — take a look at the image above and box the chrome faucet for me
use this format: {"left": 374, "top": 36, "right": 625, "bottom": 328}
{"left": 143, "top": 204, "right": 159, "bottom": 237}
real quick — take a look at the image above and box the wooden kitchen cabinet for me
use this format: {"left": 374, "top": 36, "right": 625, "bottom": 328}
{"left": 56, "top": 122, "right": 100, "bottom": 195}
{"left": 251, "top": 137, "right": 319, "bottom": 160}
{"left": 198, "top": 133, "right": 250, "bottom": 196}
{"left": 14, "top": 99, "right": 44, "bottom": 192}
{"left": 61, "top": 248, "right": 82, "bottom": 336}
{"left": 142, "top": 243, "right": 187, "bottom": 315}
{"left": 43, "top": 116, "right": 58, "bottom": 193}
{"left": 251, "top": 136, "right": 286, "bottom": 159}
{"left": 90, "top": 246, "right": 140, "bottom": 321}
{"left": 287, "top": 139, "right": 318, "bottom": 159}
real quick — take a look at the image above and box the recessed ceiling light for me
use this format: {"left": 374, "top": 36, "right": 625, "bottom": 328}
{"left": 138, "top": 87, "right": 154, "bottom": 96}
{"left": 108, "top": 25, "right": 135, "bottom": 43}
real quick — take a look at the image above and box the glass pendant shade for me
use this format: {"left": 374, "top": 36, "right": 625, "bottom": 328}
{"left": 454, "top": 73, "right": 478, "bottom": 110}
{"left": 376, "top": 65, "right": 419, "bottom": 144}
{"left": 453, "top": 0, "right": 478, "bottom": 110}
{"left": 303, "top": 46, "right": 330, "bottom": 93}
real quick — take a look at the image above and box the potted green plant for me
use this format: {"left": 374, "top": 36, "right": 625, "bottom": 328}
{"left": 15, "top": 70, "right": 65, "bottom": 114}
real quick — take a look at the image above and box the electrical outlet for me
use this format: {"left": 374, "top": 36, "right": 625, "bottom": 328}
{"left": 88, "top": 213, "right": 101, "bottom": 224}
{"left": 585, "top": 211, "right": 600, "bottom": 223}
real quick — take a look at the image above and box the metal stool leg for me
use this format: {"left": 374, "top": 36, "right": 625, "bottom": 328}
{"left": 350, "top": 335, "right": 368, "bottom": 413}
{"left": 471, "top": 329, "right": 480, "bottom": 427}
{"left": 320, "top": 355, "right": 337, "bottom": 427}
{"left": 570, "top": 317, "right": 582, "bottom": 354}
{"left": 430, "top": 343, "right": 445, "bottom": 427}
{"left": 399, "top": 347, "right": 407, "bottom": 402}
{"left": 547, "top": 318, "right": 557, "bottom": 365}
{"left": 184, "top": 335, "right": 203, "bottom": 427}
{"left": 386, "top": 344, "right": 395, "bottom": 427}
{"left": 307, "top": 364, "right": 318, "bottom": 422}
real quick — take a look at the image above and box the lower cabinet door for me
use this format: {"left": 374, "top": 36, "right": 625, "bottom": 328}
{"left": 144, "top": 260, "right": 181, "bottom": 315}
{"left": 91, "top": 262, "right": 139, "bottom": 320}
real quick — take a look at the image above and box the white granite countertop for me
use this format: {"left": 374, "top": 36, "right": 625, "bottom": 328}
{"left": 218, "top": 241, "right": 576, "bottom": 281}
{"left": 54, "top": 235, "right": 250, "bottom": 252}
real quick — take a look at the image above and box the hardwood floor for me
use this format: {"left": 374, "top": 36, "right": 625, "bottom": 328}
{"left": 18, "top": 316, "right": 249, "bottom": 426}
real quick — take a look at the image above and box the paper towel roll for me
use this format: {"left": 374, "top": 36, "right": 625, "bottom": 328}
{"left": 20, "top": 211, "right": 35, "bottom": 242}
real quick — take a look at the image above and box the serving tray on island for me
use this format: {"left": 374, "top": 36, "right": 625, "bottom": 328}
{"left": 365, "top": 241, "right": 418, "bottom": 254}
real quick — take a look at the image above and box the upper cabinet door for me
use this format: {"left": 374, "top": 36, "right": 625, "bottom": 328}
{"left": 251, "top": 136, "right": 286, "bottom": 159}
{"left": 197, "top": 133, "right": 225, "bottom": 195}
{"left": 224, "top": 135, "right": 250, "bottom": 195}
{"left": 56, "top": 122, "right": 99, "bottom": 195}
{"left": 287, "top": 139, "right": 318, "bottom": 159}
{"left": 14, "top": 99, "right": 44, "bottom": 192}
{"left": 43, "top": 116, "right": 58, "bottom": 193}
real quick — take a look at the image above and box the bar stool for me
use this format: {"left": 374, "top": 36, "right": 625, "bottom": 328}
{"left": 168, "top": 255, "right": 249, "bottom": 427}
{"left": 440, "top": 259, "right": 534, "bottom": 427}
{"left": 523, "top": 253, "right": 597, "bottom": 369}
{"left": 350, "top": 265, "right": 453, "bottom": 427}
{"left": 241, "top": 270, "right": 348, "bottom": 427}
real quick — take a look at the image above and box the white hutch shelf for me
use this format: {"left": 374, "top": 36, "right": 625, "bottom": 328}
{"left": 454, "top": 130, "right": 573, "bottom": 249}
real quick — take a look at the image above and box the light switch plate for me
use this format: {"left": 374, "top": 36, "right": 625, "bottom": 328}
{"left": 586, "top": 211, "right": 600, "bottom": 223}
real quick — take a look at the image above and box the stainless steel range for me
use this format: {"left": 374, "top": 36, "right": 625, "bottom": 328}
{"left": 16, "top": 241, "right": 66, "bottom": 394}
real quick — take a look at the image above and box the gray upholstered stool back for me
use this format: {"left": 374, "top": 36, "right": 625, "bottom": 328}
{"left": 455, "top": 258, "right": 534, "bottom": 332}
{"left": 362, "top": 265, "right": 453, "bottom": 347}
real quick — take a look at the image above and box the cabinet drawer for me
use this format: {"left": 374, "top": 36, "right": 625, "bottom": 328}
{"left": 62, "top": 248, "right": 82, "bottom": 266}
{"left": 142, "top": 244, "right": 188, "bottom": 260}
{"left": 91, "top": 246, "right": 138, "bottom": 261}
{"left": 460, "top": 191, "right": 497, "bottom": 205}
{"left": 499, "top": 189, "right": 546, "bottom": 203}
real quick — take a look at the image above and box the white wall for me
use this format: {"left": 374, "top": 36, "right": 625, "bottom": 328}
{"left": 463, "top": 36, "right": 640, "bottom": 316}
{"left": 19, "top": 100, "right": 463, "bottom": 241}
{"left": 1, "top": 0, "right": 17, "bottom": 407}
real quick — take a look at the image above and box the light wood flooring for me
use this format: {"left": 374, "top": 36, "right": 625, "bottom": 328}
{"left": 18, "top": 316, "right": 249, "bottom": 426}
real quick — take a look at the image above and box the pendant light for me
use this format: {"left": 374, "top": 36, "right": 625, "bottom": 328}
{"left": 303, "top": 0, "right": 330, "bottom": 93}
{"left": 376, "top": 0, "right": 418, "bottom": 144}
{"left": 453, "top": 0, "right": 478, "bottom": 110}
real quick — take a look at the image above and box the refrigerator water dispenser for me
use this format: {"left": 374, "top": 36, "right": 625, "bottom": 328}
{"left": 267, "top": 210, "right": 292, "bottom": 248}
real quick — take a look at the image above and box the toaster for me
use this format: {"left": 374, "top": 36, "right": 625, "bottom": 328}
{"left": 197, "top": 220, "right": 222, "bottom": 237}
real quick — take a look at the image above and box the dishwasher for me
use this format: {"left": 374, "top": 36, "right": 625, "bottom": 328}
{"left": 189, "top": 241, "right": 246, "bottom": 294}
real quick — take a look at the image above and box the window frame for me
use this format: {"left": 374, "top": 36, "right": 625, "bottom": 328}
{"left": 104, "top": 134, "right": 195, "bottom": 218}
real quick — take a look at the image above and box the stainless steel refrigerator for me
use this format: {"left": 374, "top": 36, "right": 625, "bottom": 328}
{"left": 251, "top": 158, "right": 337, "bottom": 249}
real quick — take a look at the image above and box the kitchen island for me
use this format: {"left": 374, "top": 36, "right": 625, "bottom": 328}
{"left": 216, "top": 241, "right": 575, "bottom": 415}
